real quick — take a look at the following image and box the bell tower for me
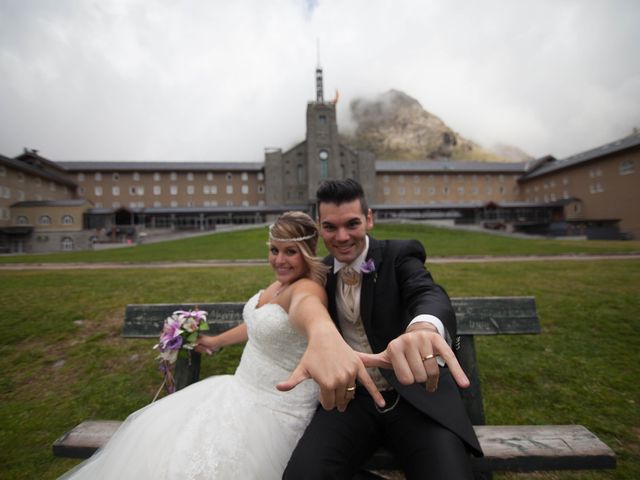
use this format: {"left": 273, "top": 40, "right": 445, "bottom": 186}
{"left": 305, "top": 63, "right": 341, "bottom": 200}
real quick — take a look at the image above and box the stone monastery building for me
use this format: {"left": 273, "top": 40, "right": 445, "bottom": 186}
{"left": 1, "top": 67, "right": 638, "bottom": 253}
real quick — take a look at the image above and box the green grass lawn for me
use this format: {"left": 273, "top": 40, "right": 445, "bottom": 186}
{"left": 1, "top": 227, "right": 639, "bottom": 479}
{"left": 1, "top": 222, "right": 639, "bottom": 264}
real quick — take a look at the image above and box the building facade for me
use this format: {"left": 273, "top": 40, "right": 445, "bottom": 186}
{"left": 1, "top": 68, "right": 638, "bottom": 253}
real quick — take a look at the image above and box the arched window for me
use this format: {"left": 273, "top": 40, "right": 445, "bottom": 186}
{"left": 61, "top": 237, "right": 74, "bottom": 251}
{"left": 16, "top": 215, "right": 29, "bottom": 225}
{"left": 38, "top": 215, "right": 52, "bottom": 225}
{"left": 61, "top": 215, "right": 74, "bottom": 225}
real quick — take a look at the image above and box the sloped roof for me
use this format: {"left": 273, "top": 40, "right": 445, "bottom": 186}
{"left": 521, "top": 134, "right": 640, "bottom": 180}
{"left": 57, "top": 161, "right": 264, "bottom": 172}
{"left": 11, "top": 199, "right": 92, "bottom": 208}
{"left": 0, "top": 155, "right": 78, "bottom": 188}
{"left": 375, "top": 159, "right": 530, "bottom": 174}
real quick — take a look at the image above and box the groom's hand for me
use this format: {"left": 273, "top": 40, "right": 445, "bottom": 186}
{"left": 276, "top": 331, "right": 386, "bottom": 412}
{"left": 384, "top": 324, "right": 470, "bottom": 393}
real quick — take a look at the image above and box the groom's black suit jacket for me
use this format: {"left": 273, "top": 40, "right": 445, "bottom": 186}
{"left": 324, "top": 236, "right": 482, "bottom": 455}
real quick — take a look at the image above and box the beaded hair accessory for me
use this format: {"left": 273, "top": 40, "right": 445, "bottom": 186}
{"left": 268, "top": 224, "right": 317, "bottom": 243}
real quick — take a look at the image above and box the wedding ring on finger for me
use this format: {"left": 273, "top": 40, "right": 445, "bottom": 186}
{"left": 421, "top": 354, "right": 435, "bottom": 362}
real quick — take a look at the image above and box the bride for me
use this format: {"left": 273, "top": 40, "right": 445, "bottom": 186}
{"left": 60, "top": 211, "right": 382, "bottom": 479}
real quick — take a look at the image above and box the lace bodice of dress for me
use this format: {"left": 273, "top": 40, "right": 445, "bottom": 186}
{"left": 234, "top": 291, "right": 318, "bottom": 415}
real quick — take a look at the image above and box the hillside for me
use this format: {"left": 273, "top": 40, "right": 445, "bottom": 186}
{"left": 341, "top": 89, "right": 530, "bottom": 162}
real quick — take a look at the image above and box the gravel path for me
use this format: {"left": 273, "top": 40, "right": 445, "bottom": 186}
{"left": 1, "top": 253, "right": 639, "bottom": 270}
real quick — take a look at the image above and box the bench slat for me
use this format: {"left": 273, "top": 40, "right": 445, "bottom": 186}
{"left": 122, "top": 297, "right": 540, "bottom": 338}
{"left": 53, "top": 421, "right": 616, "bottom": 472}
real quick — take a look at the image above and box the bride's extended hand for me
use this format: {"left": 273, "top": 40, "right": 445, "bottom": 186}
{"left": 276, "top": 332, "right": 386, "bottom": 412}
{"left": 193, "top": 335, "right": 220, "bottom": 355}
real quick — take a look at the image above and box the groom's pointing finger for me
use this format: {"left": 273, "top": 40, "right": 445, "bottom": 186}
{"left": 356, "top": 366, "right": 386, "bottom": 409}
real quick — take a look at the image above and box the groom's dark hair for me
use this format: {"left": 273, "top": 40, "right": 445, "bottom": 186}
{"left": 316, "top": 178, "right": 368, "bottom": 215}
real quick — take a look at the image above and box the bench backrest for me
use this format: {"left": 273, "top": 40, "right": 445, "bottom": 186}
{"left": 124, "top": 296, "right": 540, "bottom": 424}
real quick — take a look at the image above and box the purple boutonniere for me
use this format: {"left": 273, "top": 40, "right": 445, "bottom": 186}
{"left": 360, "top": 259, "right": 376, "bottom": 278}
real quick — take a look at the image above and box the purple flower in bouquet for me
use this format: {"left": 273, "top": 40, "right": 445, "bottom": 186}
{"left": 152, "top": 308, "right": 209, "bottom": 400}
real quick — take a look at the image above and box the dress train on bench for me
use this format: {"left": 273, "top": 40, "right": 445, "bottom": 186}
{"left": 59, "top": 291, "right": 319, "bottom": 480}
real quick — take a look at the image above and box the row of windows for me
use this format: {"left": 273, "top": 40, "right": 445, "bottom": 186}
{"left": 91, "top": 184, "right": 264, "bottom": 197}
{"left": 15, "top": 214, "right": 74, "bottom": 225}
{"left": 94, "top": 200, "right": 265, "bottom": 209}
{"left": 0, "top": 186, "right": 60, "bottom": 200}
{"left": 383, "top": 185, "right": 509, "bottom": 196}
{"left": 36, "top": 236, "right": 75, "bottom": 251}
{"left": 525, "top": 183, "right": 607, "bottom": 203}
{"left": 382, "top": 173, "right": 513, "bottom": 183}
{"left": 0, "top": 170, "right": 61, "bottom": 190}
{"left": 78, "top": 171, "right": 263, "bottom": 182}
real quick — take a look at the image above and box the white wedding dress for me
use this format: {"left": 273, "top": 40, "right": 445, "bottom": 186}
{"left": 60, "top": 291, "right": 319, "bottom": 479}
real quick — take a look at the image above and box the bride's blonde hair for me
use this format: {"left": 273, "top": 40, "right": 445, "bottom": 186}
{"left": 268, "top": 211, "right": 329, "bottom": 286}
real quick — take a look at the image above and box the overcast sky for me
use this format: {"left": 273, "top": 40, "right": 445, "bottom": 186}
{"left": 1, "top": 0, "right": 639, "bottom": 163}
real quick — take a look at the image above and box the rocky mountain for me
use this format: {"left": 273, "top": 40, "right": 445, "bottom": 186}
{"left": 341, "top": 90, "right": 529, "bottom": 162}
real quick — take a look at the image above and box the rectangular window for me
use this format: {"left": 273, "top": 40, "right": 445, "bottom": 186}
{"left": 153, "top": 185, "right": 161, "bottom": 195}
{"left": 187, "top": 185, "right": 195, "bottom": 195}
{"left": 620, "top": 160, "right": 635, "bottom": 175}
{"left": 95, "top": 186, "right": 103, "bottom": 196}
{"left": 241, "top": 172, "right": 249, "bottom": 181}
{"left": 226, "top": 185, "right": 233, "bottom": 194}
{"left": 154, "top": 172, "right": 161, "bottom": 181}
{"left": 112, "top": 186, "right": 120, "bottom": 196}
{"left": 95, "top": 173, "right": 102, "bottom": 181}
{"left": 170, "top": 186, "right": 178, "bottom": 195}
{"left": 241, "top": 185, "right": 249, "bottom": 194}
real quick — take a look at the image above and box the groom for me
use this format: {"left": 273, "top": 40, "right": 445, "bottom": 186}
{"left": 282, "top": 179, "right": 481, "bottom": 479}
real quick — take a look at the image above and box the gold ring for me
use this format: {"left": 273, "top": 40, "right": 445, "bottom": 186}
{"left": 346, "top": 386, "right": 356, "bottom": 392}
{"left": 422, "top": 354, "right": 435, "bottom": 362}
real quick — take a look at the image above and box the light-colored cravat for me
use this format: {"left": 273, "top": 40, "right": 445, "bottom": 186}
{"left": 339, "top": 266, "right": 360, "bottom": 323}
{"left": 337, "top": 265, "right": 391, "bottom": 390}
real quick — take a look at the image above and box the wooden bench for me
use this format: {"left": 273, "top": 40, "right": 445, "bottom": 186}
{"left": 53, "top": 297, "right": 616, "bottom": 479}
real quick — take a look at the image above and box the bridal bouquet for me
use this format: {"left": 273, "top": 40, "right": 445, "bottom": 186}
{"left": 152, "top": 308, "right": 209, "bottom": 399}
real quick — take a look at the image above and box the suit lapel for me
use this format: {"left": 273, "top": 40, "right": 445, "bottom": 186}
{"left": 324, "top": 257, "right": 340, "bottom": 328}
{"left": 360, "top": 237, "right": 383, "bottom": 334}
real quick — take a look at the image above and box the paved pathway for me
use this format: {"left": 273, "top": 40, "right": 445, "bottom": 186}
{"left": 1, "top": 253, "right": 639, "bottom": 270}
